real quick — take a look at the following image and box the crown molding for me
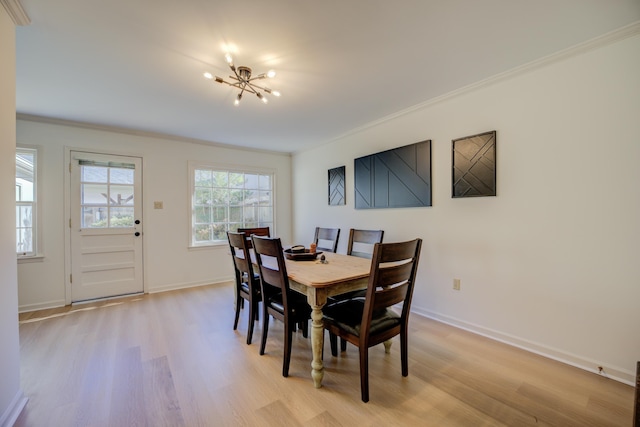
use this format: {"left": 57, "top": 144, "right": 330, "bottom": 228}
{"left": 16, "top": 113, "right": 292, "bottom": 157}
{"left": 321, "top": 20, "right": 640, "bottom": 149}
{"left": 1, "top": 0, "right": 30, "bottom": 25}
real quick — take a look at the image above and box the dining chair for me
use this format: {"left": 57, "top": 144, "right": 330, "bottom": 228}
{"left": 347, "top": 228, "right": 384, "bottom": 259}
{"left": 314, "top": 227, "right": 340, "bottom": 253}
{"left": 334, "top": 228, "right": 385, "bottom": 351}
{"left": 227, "top": 231, "right": 261, "bottom": 345}
{"left": 322, "top": 238, "right": 422, "bottom": 402}
{"left": 251, "top": 235, "right": 312, "bottom": 377}
{"left": 237, "top": 226, "right": 270, "bottom": 248}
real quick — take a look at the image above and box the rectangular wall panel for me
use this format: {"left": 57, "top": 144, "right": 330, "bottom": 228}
{"left": 355, "top": 140, "right": 431, "bottom": 209}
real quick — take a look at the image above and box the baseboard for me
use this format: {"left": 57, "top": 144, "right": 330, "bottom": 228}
{"left": 0, "top": 389, "right": 28, "bottom": 427}
{"left": 412, "top": 307, "right": 634, "bottom": 386}
{"left": 18, "top": 299, "right": 66, "bottom": 314}
{"left": 18, "top": 280, "right": 234, "bottom": 313}
{"left": 147, "top": 278, "right": 233, "bottom": 294}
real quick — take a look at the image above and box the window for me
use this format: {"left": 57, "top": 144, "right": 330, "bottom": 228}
{"left": 190, "top": 165, "right": 274, "bottom": 246}
{"left": 16, "top": 147, "right": 37, "bottom": 257}
{"left": 79, "top": 160, "right": 135, "bottom": 228}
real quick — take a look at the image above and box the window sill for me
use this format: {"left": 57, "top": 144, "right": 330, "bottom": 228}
{"left": 188, "top": 242, "right": 227, "bottom": 250}
{"left": 18, "top": 255, "right": 45, "bottom": 264}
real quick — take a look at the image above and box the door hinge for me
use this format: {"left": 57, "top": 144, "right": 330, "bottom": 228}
{"left": 69, "top": 162, "right": 72, "bottom": 173}
{"left": 70, "top": 274, "right": 72, "bottom": 284}
{"left": 69, "top": 218, "right": 71, "bottom": 228}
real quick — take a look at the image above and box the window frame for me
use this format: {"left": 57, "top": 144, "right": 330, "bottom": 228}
{"left": 16, "top": 145, "right": 43, "bottom": 260}
{"left": 188, "top": 162, "right": 276, "bottom": 248}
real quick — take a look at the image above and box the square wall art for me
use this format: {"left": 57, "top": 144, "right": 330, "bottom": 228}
{"left": 452, "top": 130, "right": 496, "bottom": 198}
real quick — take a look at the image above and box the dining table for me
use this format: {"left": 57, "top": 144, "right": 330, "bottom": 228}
{"left": 283, "top": 251, "right": 372, "bottom": 388}
{"left": 243, "top": 247, "right": 373, "bottom": 388}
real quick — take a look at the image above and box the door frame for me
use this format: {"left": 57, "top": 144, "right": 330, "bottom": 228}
{"left": 64, "top": 146, "right": 147, "bottom": 305}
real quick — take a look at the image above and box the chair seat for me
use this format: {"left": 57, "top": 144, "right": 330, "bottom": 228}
{"left": 267, "top": 292, "right": 311, "bottom": 319}
{"left": 323, "top": 298, "right": 400, "bottom": 337}
{"left": 240, "top": 280, "right": 261, "bottom": 296}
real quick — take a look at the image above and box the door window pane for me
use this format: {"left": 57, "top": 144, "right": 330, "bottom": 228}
{"left": 80, "top": 162, "right": 136, "bottom": 228}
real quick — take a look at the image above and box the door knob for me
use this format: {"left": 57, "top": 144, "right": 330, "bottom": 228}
{"left": 135, "top": 219, "right": 140, "bottom": 224}
{"left": 135, "top": 232, "right": 141, "bottom": 237}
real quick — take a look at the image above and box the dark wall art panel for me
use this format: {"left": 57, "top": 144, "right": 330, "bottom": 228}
{"left": 328, "top": 166, "right": 346, "bottom": 206}
{"left": 452, "top": 130, "right": 496, "bottom": 198}
{"left": 355, "top": 140, "right": 431, "bottom": 209}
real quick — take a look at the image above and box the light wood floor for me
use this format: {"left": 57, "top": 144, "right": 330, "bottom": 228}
{"left": 16, "top": 284, "right": 634, "bottom": 426}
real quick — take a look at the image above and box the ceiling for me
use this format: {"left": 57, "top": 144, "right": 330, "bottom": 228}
{"left": 14, "top": 0, "right": 640, "bottom": 153}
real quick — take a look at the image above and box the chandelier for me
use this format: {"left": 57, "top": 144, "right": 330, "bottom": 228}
{"left": 204, "top": 53, "right": 280, "bottom": 106}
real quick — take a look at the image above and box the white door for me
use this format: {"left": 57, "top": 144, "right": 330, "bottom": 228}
{"left": 70, "top": 151, "right": 143, "bottom": 302}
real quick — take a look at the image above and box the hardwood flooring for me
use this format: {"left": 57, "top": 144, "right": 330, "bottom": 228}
{"left": 15, "top": 284, "right": 634, "bottom": 426}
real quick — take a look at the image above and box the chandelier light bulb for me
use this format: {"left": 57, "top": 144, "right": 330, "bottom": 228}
{"left": 267, "top": 70, "right": 276, "bottom": 78}
{"left": 203, "top": 72, "right": 213, "bottom": 79}
{"left": 272, "top": 90, "right": 281, "bottom": 97}
{"left": 225, "top": 53, "right": 233, "bottom": 65}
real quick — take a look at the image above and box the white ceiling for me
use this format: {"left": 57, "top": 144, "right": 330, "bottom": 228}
{"left": 15, "top": 0, "right": 640, "bottom": 153}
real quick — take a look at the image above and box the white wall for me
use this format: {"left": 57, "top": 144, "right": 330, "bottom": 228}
{"left": 292, "top": 31, "right": 640, "bottom": 383}
{"left": 16, "top": 120, "right": 292, "bottom": 311}
{"left": 0, "top": 6, "right": 27, "bottom": 427}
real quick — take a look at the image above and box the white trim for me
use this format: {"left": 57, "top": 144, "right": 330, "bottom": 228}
{"left": 17, "top": 254, "right": 44, "bottom": 263}
{"left": 412, "top": 307, "right": 635, "bottom": 386}
{"left": 0, "top": 0, "right": 30, "bottom": 26}
{"left": 19, "top": 298, "right": 67, "bottom": 313}
{"left": 0, "top": 389, "right": 28, "bottom": 427}
{"left": 147, "top": 278, "right": 232, "bottom": 294}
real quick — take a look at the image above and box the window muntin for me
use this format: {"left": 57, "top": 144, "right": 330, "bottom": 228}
{"left": 16, "top": 148, "right": 36, "bottom": 256}
{"left": 191, "top": 167, "right": 274, "bottom": 246}
{"left": 79, "top": 161, "right": 136, "bottom": 228}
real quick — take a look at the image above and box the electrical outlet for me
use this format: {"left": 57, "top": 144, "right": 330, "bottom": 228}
{"left": 453, "top": 278, "right": 461, "bottom": 291}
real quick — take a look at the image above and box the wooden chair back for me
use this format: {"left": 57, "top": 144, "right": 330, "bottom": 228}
{"left": 314, "top": 227, "right": 340, "bottom": 253}
{"left": 227, "top": 231, "right": 255, "bottom": 281}
{"left": 237, "top": 227, "right": 270, "bottom": 248}
{"left": 251, "top": 235, "right": 291, "bottom": 309}
{"left": 347, "top": 229, "right": 384, "bottom": 259}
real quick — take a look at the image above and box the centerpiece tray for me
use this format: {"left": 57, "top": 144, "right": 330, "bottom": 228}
{"left": 283, "top": 248, "right": 323, "bottom": 261}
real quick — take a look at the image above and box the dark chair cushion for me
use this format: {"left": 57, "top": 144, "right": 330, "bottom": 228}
{"left": 323, "top": 298, "right": 400, "bottom": 337}
{"left": 267, "top": 292, "right": 311, "bottom": 318}
{"left": 240, "top": 281, "right": 260, "bottom": 295}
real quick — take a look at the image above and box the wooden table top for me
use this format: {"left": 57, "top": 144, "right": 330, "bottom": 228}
{"left": 284, "top": 252, "right": 372, "bottom": 288}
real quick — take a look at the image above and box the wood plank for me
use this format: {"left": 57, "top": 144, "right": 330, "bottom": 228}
{"left": 15, "top": 283, "right": 635, "bottom": 426}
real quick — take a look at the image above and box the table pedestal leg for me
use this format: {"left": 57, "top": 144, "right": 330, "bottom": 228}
{"left": 384, "top": 339, "right": 392, "bottom": 354}
{"left": 310, "top": 305, "right": 324, "bottom": 388}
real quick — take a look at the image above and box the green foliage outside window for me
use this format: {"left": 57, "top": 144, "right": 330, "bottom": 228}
{"left": 192, "top": 168, "right": 273, "bottom": 245}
